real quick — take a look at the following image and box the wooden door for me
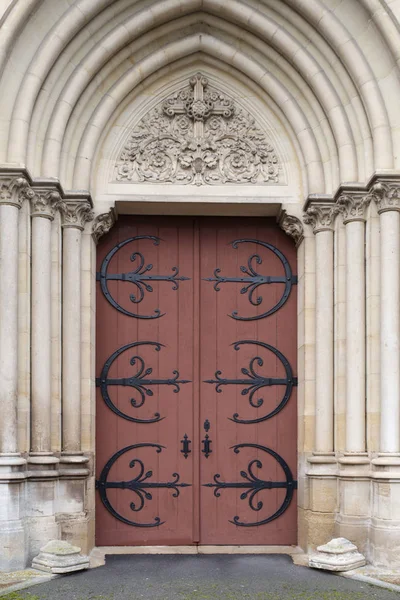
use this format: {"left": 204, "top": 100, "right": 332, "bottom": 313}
{"left": 199, "top": 218, "right": 297, "bottom": 544}
{"left": 95, "top": 216, "right": 297, "bottom": 546}
{"left": 96, "top": 217, "right": 196, "bottom": 545}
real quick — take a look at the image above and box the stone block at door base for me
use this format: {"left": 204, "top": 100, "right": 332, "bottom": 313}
{"left": 32, "top": 540, "right": 89, "bottom": 574}
{"left": 309, "top": 537, "right": 366, "bottom": 572}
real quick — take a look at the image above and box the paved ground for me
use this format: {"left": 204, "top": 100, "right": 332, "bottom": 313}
{"left": 4, "top": 555, "right": 399, "bottom": 600}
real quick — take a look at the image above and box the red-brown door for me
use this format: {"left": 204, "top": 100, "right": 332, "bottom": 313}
{"left": 96, "top": 216, "right": 297, "bottom": 546}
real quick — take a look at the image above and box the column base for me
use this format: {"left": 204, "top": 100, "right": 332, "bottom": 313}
{"left": 336, "top": 454, "right": 370, "bottom": 553}
{"left": 369, "top": 454, "right": 400, "bottom": 567}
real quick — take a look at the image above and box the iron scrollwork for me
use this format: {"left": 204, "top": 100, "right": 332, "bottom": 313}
{"left": 204, "top": 443, "right": 297, "bottom": 527}
{"left": 97, "top": 235, "right": 190, "bottom": 319}
{"left": 204, "top": 239, "right": 297, "bottom": 320}
{"left": 204, "top": 340, "right": 297, "bottom": 424}
{"left": 96, "top": 341, "right": 190, "bottom": 424}
{"left": 96, "top": 443, "right": 191, "bottom": 527}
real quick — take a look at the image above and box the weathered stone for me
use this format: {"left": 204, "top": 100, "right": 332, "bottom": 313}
{"left": 32, "top": 540, "right": 89, "bottom": 574}
{"left": 309, "top": 537, "right": 366, "bottom": 572}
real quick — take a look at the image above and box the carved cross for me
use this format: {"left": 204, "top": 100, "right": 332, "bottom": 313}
{"left": 162, "top": 73, "right": 234, "bottom": 139}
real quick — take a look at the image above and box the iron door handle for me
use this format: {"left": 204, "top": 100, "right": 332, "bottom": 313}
{"left": 181, "top": 433, "right": 191, "bottom": 459}
{"left": 201, "top": 419, "right": 212, "bottom": 458}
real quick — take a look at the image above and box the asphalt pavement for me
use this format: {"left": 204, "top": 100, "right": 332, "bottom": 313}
{"left": 6, "top": 554, "right": 399, "bottom": 600}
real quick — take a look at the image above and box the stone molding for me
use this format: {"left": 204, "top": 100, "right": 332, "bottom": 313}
{"left": 367, "top": 180, "right": 400, "bottom": 214}
{"left": 58, "top": 199, "right": 94, "bottom": 230}
{"left": 303, "top": 203, "right": 339, "bottom": 233}
{"left": 92, "top": 209, "right": 116, "bottom": 244}
{"left": 336, "top": 190, "right": 370, "bottom": 223}
{"left": 0, "top": 176, "right": 32, "bottom": 209}
{"left": 278, "top": 210, "right": 304, "bottom": 246}
{"left": 31, "top": 189, "right": 61, "bottom": 220}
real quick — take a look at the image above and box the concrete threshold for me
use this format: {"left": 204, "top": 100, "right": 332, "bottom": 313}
{"left": 90, "top": 545, "right": 303, "bottom": 567}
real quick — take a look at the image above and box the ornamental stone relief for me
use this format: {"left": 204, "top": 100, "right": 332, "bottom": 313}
{"left": 114, "top": 74, "right": 281, "bottom": 186}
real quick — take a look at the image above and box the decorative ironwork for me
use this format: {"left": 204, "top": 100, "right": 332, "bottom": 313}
{"left": 202, "top": 434, "right": 212, "bottom": 459}
{"left": 96, "top": 443, "right": 191, "bottom": 527}
{"left": 201, "top": 420, "right": 212, "bottom": 458}
{"left": 97, "top": 235, "right": 190, "bottom": 319}
{"left": 96, "top": 341, "right": 190, "bottom": 424}
{"left": 204, "top": 443, "right": 297, "bottom": 527}
{"left": 181, "top": 434, "right": 191, "bottom": 459}
{"left": 204, "top": 239, "right": 297, "bottom": 320}
{"left": 204, "top": 340, "right": 297, "bottom": 424}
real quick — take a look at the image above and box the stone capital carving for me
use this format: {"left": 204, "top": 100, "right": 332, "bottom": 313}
{"left": 58, "top": 200, "right": 94, "bottom": 230}
{"left": 92, "top": 210, "right": 115, "bottom": 244}
{"left": 368, "top": 182, "right": 400, "bottom": 214}
{"left": 114, "top": 73, "right": 280, "bottom": 186}
{"left": 303, "top": 204, "right": 339, "bottom": 233}
{"left": 278, "top": 210, "right": 304, "bottom": 246}
{"left": 337, "top": 191, "right": 370, "bottom": 223}
{"left": 31, "top": 189, "right": 61, "bottom": 220}
{"left": 0, "top": 176, "right": 32, "bottom": 209}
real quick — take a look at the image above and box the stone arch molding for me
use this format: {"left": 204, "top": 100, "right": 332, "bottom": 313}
{"left": 0, "top": 0, "right": 399, "bottom": 203}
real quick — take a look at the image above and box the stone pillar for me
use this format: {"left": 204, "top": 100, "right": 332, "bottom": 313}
{"left": 303, "top": 203, "right": 338, "bottom": 547}
{"left": 30, "top": 188, "right": 60, "bottom": 459}
{"left": 336, "top": 190, "right": 370, "bottom": 552}
{"left": 0, "top": 174, "right": 29, "bottom": 570}
{"left": 27, "top": 185, "right": 61, "bottom": 560}
{"left": 57, "top": 198, "right": 93, "bottom": 550}
{"left": 369, "top": 180, "right": 400, "bottom": 567}
{"left": 58, "top": 199, "right": 93, "bottom": 460}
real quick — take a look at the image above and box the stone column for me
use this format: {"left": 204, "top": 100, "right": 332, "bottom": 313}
{"left": 26, "top": 186, "right": 61, "bottom": 560}
{"left": 337, "top": 191, "right": 370, "bottom": 455}
{"left": 369, "top": 180, "right": 400, "bottom": 566}
{"left": 303, "top": 203, "right": 338, "bottom": 546}
{"left": 336, "top": 189, "right": 370, "bottom": 552}
{"left": 58, "top": 199, "right": 94, "bottom": 461}
{"left": 0, "top": 173, "right": 29, "bottom": 570}
{"left": 0, "top": 176, "right": 30, "bottom": 457}
{"left": 304, "top": 205, "right": 337, "bottom": 457}
{"left": 29, "top": 188, "right": 60, "bottom": 461}
{"left": 57, "top": 198, "right": 93, "bottom": 552}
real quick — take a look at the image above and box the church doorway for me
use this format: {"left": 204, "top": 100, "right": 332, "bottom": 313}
{"left": 95, "top": 216, "right": 297, "bottom": 546}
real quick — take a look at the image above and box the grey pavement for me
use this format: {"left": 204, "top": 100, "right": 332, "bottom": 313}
{"left": 6, "top": 555, "right": 399, "bottom": 600}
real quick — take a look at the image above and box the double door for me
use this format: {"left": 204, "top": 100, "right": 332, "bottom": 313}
{"left": 95, "top": 216, "right": 297, "bottom": 546}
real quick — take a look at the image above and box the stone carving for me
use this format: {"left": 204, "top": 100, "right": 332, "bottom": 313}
{"left": 0, "top": 176, "right": 32, "bottom": 209}
{"left": 32, "top": 540, "right": 89, "bottom": 574}
{"left": 31, "top": 190, "right": 61, "bottom": 219}
{"left": 309, "top": 537, "right": 366, "bottom": 572}
{"left": 92, "top": 209, "right": 115, "bottom": 243}
{"left": 303, "top": 204, "right": 339, "bottom": 233}
{"left": 114, "top": 73, "right": 280, "bottom": 186}
{"left": 337, "top": 191, "right": 370, "bottom": 222}
{"left": 278, "top": 210, "right": 304, "bottom": 246}
{"left": 368, "top": 181, "right": 400, "bottom": 213}
{"left": 58, "top": 200, "right": 94, "bottom": 230}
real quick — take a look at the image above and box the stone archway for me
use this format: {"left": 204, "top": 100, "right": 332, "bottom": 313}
{"left": 1, "top": 0, "right": 400, "bottom": 571}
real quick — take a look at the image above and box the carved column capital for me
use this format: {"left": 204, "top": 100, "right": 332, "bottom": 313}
{"left": 303, "top": 204, "right": 339, "bottom": 233}
{"left": 58, "top": 200, "right": 94, "bottom": 230}
{"left": 92, "top": 209, "right": 115, "bottom": 244}
{"left": 31, "top": 189, "right": 61, "bottom": 220}
{"left": 337, "top": 191, "right": 370, "bottom": 223}
{"left": 278, "top": 210, "right": 304, "bottom": 246}
{"left": 368, "top": 182, "right": 400, "bottom": 214}
{"left": 0, "top": 176, "right": 32, "bottom": 209}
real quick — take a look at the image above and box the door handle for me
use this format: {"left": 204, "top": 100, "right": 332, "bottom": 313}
{"left": 201, "top": 419, "right": 212, "bottom": 458}
{"left": 180, "top": 433, "right": 191, "bottom": 459}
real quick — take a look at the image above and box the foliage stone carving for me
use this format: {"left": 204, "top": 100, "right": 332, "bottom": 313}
{"left": 114, "top": 73, "right": 280, "bottom": 186}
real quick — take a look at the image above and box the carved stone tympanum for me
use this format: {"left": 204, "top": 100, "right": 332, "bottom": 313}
{"left": 114, "top": 73, "right": 280, "bottom": 186}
